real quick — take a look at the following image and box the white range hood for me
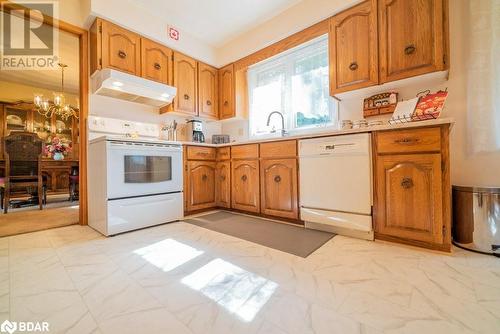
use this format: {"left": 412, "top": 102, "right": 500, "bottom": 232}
{"left": 91, "top": 69, "right": 177, "bottom": 107}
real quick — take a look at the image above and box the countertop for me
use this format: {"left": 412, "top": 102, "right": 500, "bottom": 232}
{"left": 89, "top": 118, "right": 454, "bottom": 147}
{"left": 184, "top": 117, "right": 455, "bottom": 147}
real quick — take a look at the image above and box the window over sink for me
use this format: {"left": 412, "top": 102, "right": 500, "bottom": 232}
{"left": 248, "top": 34, "right": 338, "bottom": 137}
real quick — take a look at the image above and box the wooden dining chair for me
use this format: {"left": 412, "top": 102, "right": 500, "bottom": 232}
{"left": 3, "top": 132, "right": 45, "bottom": 213}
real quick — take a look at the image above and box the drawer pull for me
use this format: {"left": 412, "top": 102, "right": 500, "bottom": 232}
{"left": 349, "top": 62, "right": 358, "bottom": 71}
{"left": 241, "top": 175, "right": 247, "bottom": 182}
{"left": 404, "top": 44, "right": 416, "bottom": 55}
{"left": 274, "top": 175, "right": 281, "bottom": 183}
{"left": 395, "top": 138, "right": 419, "bottom": 144}
{"left": 197, "top": 152, "right": 209, "bottom": 155}
{"left": 202, "top": 174, "right": 207, "bottom": 181}
{"left": 184, "top": 94, "right": 190, "bottom": 100}
{"left": 154, "top": 62, "right": 161, "bottom": 70}
{"left": 401, "top": 177, "right": 414, "bottom": 189}
{"left": 118, "top": 50, "right": 127, "bottom": 59}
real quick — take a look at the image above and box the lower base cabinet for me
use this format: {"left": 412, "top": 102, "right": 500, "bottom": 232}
{"left": 231, "top": 159, "right": 260, "bottom": 213}
{"left": 215, "top": 161, "right": 231, "bottom": 208}
{"left": 186, "top": 160, "right": 216, "bottom": 211}
{"left": 260, "top": 158, "right": 298, "bottom": 219}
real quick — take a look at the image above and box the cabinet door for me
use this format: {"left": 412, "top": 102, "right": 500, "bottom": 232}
{"left": 375, "top": 154, "right": 443, "bottom": 244}
{"left": 141, "top": 38, "right": 172, "bottom": 85}
{"left": 173, "top": 52, "right": 198, "bottom": 116}
{"left": 187, "top": 161, "right": 216, "bottom": 211}
{"left": 231, "top": 160, "right": 259, "bottom": 213}
{"left": 261, "top": 159, "right": 298, "bottom": 219}
{"left": 330, "top": 0, "right": 378, "bottom": 94}
{"left": 215, "top": 161, "right": 231, "bottom": 208}
{"left": 378, "top": 0, "right": 445, "bottom": 83}
{"left": 219, "top": 64, "right": 235, "bottom": 120}
{"left": 101, "top": 20, "right": 141, "bottom": 75}
{"left": 198, "top": 62, "right": 219, "bottom": 119}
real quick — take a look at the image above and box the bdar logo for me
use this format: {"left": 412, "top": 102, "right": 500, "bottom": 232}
{"left": 0, "top": 320, "right": 17, "bottom": 334}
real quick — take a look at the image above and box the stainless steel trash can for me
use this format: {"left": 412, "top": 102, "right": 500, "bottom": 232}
{"left": 452, "top": 186, "right": 500, "bottom": 256}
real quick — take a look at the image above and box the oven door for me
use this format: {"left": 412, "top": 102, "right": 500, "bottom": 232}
{"left": 106, "top": 141, "right": 183, "bottom": 199}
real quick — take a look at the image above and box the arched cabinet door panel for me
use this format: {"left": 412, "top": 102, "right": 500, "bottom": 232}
{"left": 215, "top": 161, "right": 231, "bottom": 208}
{"left": 198, "top": 62, "right": 219, "bottom": 119}
{"left": 231, "top": 159, "right": 259, "bottom": 213}
{"left": 173, "top": 52, "right": 198, "bottom": 116}
{"left": 187, "top": 161, "right": 216, "bottom": 211}
{"left": 141, "top": 38, "right": 172, "bottom": 85}
{"left": 375, "top": 153, "right": 443, "bottom": 244}
{"left": 260, "top": 159, "right": 298, "bottom": 219}
{"left": 101, "top": 20, "right": 141, "bottom": 75}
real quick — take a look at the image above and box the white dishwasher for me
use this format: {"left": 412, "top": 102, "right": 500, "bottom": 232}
{"left": 299, "top": 133, "right": 373, "bottom": 240}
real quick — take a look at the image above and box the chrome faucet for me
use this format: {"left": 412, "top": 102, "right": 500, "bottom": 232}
{"left": 266, "top": 111, "right": 287, "bottom": 136}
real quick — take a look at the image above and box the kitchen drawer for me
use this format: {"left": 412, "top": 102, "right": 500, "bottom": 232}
{"left": 376, "top": 127, "right": 441, "bottom": 154}
{"left": 260, "top": 140, "right": 297, "bottom": 159}
{"left": 216, "top": 147, "right": 231, "bottom": 160}
{"left": 186, "top": 146, "right": 216, "bottom": 160}
{"left": 231, "top": 144, "right": 259, "bottom": 159}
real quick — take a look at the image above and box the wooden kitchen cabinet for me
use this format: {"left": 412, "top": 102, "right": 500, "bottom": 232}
{"left": 186, "top": 160, "right": 216, "bottom": 211}
{"left": 378, "top": 0, "right": 446, "bottom": 83}
{"left": 260, "top": 159, "right": 298, "bottom": 219}
{"left": 231, "top": 159, "right": 260, "bottom": 213}
{"left": 198, "top": 62, "right": 219, "bottom": 119}
{"left": 141, "top": 38, "right": 172, "bottom": 85}
{"left": 216, "top": 161, "right": 231, "bottom": 208}
{"left": 219, "top": 64, "right": 235, "bottom": 119}
{"left": 173, "top": 52, "right": 198, "bottom": 116}
{"left": 373, "top": 126, "right": 451, "bottom": 251}
{"left": 93, "top": 19, "right": 142, "bottom": 75}
{"left": 329, "top": 0, "right": 378, "bottom": 95}
{"left": 375, "top": 154, "right": 443, "bottom": 244}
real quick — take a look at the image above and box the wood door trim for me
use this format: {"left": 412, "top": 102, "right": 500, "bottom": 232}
{"left": 0, "top": 1, "right": 90, "bottom": 225}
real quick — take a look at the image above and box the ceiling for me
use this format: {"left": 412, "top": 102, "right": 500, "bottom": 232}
{"left": 128, "top": 0, "right": 303, "bottom": 47}
{"left": 0, "top": 14, "right": 80, "bottom": 96}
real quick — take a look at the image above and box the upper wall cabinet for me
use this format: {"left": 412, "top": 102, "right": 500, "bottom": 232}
{"left": 198, "top": 62, "right": 219, "bottom": 119}
{"left": 95, "top": 19, "right": 142, "bottom": 76}
{"left": 141, "top": 38, "right": 172, "bottom": 85}
{"left": 173, "top": 52, "right": 198, "bottom": 116}
{"left": 378, "top": 0, "right": 446, "bottom": 83}
{"left": 329, "top": 0, "right": 378, "bottom": 95}
{"left": 219, "top": 64, "right": 235, "bottom": 120}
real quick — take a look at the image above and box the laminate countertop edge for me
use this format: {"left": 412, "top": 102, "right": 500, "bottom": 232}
{"left": 183, "top": 118, "right": 455, "bottom": 147}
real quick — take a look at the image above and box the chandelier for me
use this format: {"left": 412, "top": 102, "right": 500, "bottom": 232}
{"left": 34, "top": 63, "right": 79, "bottom": 120}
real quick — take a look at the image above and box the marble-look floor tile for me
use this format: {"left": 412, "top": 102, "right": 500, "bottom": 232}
{"left": 1, "top": 219, "right": 499, "bottom": 334}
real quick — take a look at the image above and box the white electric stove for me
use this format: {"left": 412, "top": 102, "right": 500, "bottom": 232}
{"left": 88, "top": 116, "right": 183, "bottom": 236}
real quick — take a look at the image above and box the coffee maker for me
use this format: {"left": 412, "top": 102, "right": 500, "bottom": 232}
{"left": 186, "top": 120, "right": 205, "bottom": 143}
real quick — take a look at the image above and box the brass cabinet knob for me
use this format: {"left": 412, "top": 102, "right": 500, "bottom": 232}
{"left": 274, "top": 175, "right": 282, "bottom": 183}
{"left": 349, "top": 62, "right": 358, "bottom": 70}
{"left": 220, "top": 175, "right": 226, "bottom": 181}
{"left": 404, "top": 44, "right": 416, "bottom": 55}
{"left": 184, "top": 94, "right": 190, "bottom": 100}
{"left": 202, "top": 174, "right": 208, "bottom": 181}
{"left": 241, "top": 174, "right": 247, "bottom": 181}
{"left": 401, "top": 177, "right": 414, "bottom": 189}
{"left": 118, "top": 50, "right": 127, "bottom": 59}
{"left": 206, "top": 100, "right": 212, "bottom": 106}
{"left": 154, "top": 62, "right": 161, "bottom": 70}
{"left": 224, "top": 101, "right": 229, "bottom": 106}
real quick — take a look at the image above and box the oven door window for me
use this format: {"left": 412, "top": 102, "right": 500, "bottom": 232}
{"left": 124, "top": 156, "right": 172, "bottom": 183}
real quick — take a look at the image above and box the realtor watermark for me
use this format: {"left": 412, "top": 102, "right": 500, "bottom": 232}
{"left": 0, "top": 0, "right": 59, "bottom": 70}
{"left": 1, "top": 320, "right": 49, "bottom": 333}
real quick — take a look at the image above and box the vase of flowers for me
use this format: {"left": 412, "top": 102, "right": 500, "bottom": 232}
{"left": 44, "top": 136, "right": 72, "bottom": 160}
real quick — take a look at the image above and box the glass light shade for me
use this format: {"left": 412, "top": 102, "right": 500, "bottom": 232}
{"left": 42, "top": 99, "right": 50, "bottom": 110}
{"left": 34, "top": 94, "right": 43, "bottom": 107}
{"left": 53, "top": 93, "right": 64, "bottom": 107}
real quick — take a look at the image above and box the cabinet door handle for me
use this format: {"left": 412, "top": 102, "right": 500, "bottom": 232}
{"left": 206, "top": 100, "right": 212, "bottom": 106}
{"left": 184, "top": 94, "right": 190, "bottom": 100}
{"left": 224, "top": 101, "right": 229, "bottom": 106}
{"left": 154, "top": 62, "right": 161, "bottom": 70}
{"left": 349, "top": 62, "right": 358, "bottom": 71}
{"left": 220, "top": 175, "right": 226, "bottom": 181}
{"left": 118, "top": 50, "right": 127, "bottom": 59}
{"left": 202, "top": 174, "right": 207, "bottom": 181}
{"left": 401, "top": 177, "right": 413, "bottom": 189}
{"left": 395, "top": 137, "right": 419, "bottom": 144}
{"left": 274, "top": 175, "right": 282, "bottom": 183}
{"left": 404, "top": 44, "right": 416, "bottom": 55}
{"left": 241, "top": 174, "right": 247, "bottom": 181}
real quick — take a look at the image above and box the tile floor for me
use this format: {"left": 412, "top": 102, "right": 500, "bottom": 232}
{"left": 0, "top": 217, "right": 499, "bottom": 334}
